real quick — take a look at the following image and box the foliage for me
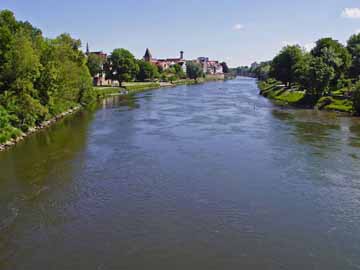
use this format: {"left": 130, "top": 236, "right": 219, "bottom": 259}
{"left": 254, "top": 62, "right": 271, "bottom": 80}
{"left": 105, "top": 48, "right": 139, "bottom": 86}
{"left": 186, "top": 61, "right": 203, "bottom": 80}
{"left": 353, "top": 82, "right": 360, "bottom": 114}
{"left": 270, "top": 45, "right": 305, "bottom": 86}
{"left": 221, "top": 62, "right": 230, "bottom": 73}
{"left": 173, "top": 64, "right": 186, "bottom": 79}
{"left": 302, "top": 57, "right": 335, "bottom": 97}
{"left": 0, "top": 105, "right": 21, "bottom": 143}
{"left": 0, "top": 9, "right": 93, "bottom": 140}
{"left": 347, "top": 33, "right": 360, "bottom": 79}
{"left": 311, "top": 38, "right": 351, "bottom": 86}
{"left": 87, "top": 53, "right": 105, "bottom": 77}
{"left": 137, "top": 60, "right": 159, "bottom": 81}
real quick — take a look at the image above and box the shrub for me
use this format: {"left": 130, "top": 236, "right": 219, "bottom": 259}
{"left": 353, "top": 83, "right": 360, "bottom": 115}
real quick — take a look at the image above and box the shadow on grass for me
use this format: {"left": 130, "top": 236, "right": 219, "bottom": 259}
{"left": 293, "top": 94, "right": 319, "bottom": 108}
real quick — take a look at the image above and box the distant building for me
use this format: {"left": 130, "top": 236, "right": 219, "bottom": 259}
{"left": 197, "top": 57, "right": 223, "bottom": 75}
{"left": 86, "top": 43, "right": 115, "bottom": 86}
{"left": 251, "top": 62, "right": 260, "bottom": 70}
{"left": 143, "top": 48, "right": 187, "bottom": 73}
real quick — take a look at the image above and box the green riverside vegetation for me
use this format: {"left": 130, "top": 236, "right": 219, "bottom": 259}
{"left": 0, "top": 10, "right": 95, "bottom": 143}
{"left": 253, "top": 35, "right": 360, "bottom": 115}
{"left": 0, "top": 9, "right": 229, "bottom": 146}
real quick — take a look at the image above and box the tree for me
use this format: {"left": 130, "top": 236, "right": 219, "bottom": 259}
{"left": 106, "top": 48, "right": 139, "bottom": 86}
{"left": 0, "top": 10, "right": 19, "bottom": 93}
{"left": 347, "top": 33, "right": 360, "bottom": 79}
{"left": 311, "top": 38, "right": 351, "bottom": 87}
{"left": 137, "top": 60, "right": 159, "bottom": 81}
{"left": 173, "top": 63, "right": 186, "bottom": 79}
{"left": 87, "top": 53, "right": 104, "bottom": 77}
{"left": 0, "top": 10, "right": 94, "bottom": 141}
{"left": 353, "top": 81, "right": 360, "bottom": 114}
{"left": 221, "top": 62, "right": 230, "bottom": 73}
{"left": 186, "top": 61, "right": 203, "bottom": 81}
{"left": 254, "top": 62, "right": 271, "bottom": 80}
{"left": 270, "top": 45, "right": 304, "bottom": 86}
{"left": 297, "top": 56, "right": 335, "bottom": 97}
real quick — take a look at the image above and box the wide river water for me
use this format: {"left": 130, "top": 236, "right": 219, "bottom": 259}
{"left": 1, "top": 77, "right": 360, "bottom": 269}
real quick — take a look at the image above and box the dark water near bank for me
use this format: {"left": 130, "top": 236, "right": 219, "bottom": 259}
{"left": 1, "top": 77, "right": 360, "bottom": 269}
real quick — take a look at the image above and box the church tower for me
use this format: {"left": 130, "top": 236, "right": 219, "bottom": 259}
{"left": 143, "top": 48, "right": 152, "bottom": 62}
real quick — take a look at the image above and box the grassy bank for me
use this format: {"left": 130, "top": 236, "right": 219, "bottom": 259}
{"left": 258, "top": 79, "right": 354, "bottom": 113}
{"left": 123, "top": 82, "right": 161, "bottom": 92}
{"left": 93, "top": 87, "right": 122, "bottom": 98}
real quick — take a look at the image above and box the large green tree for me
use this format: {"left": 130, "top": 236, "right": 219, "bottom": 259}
{"left": 300, "top": 56, "right": 335, "bottom": 97}
{"left": 186, "top": 61, "right": 203, "bottom": 81}
{"left": 254, "top": 61, "right": 271, "bottom": 81}
{"left": 311, "top": 38, "right": 351, "bottom": 87}
{"left": 270, "top": 45, "right": 304, "bottom": 86}
{"left": 347, "top": 33, "right": 360, "bottom": 79}
{"left": 0, "top": 9, "right": 93, "bottom": 137}
{"left": 353, "top": 82, "right": 360, "bottom": 114}
{"left": 87, "top": 53, "right": 105, "bottom": 77}
{"left": 106, "top": 48, "right": 139, "bottom": 86}
{"left": 173, "top": 64, "right": 186, "bottom": 79}
{"left": 137, "top": 60, "right": 159, "bottom": 81}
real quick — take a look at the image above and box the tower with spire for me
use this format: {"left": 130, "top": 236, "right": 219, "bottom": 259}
{"left": 143, "top": 48, "right": 152, "bottom": 62}
{"left": 86, "top": 42, "right": 90, "bottom": 56}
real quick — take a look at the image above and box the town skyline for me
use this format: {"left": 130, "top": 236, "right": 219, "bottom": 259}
{"left": 1, "top": 0, "right": 360, "bottom": 67}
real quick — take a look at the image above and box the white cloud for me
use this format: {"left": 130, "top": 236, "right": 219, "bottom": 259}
{"left": 356, "top": 29, "right": 360, "bottom": 34}
{"left": 233, "top": 24, "right": 244, "bottom": 31}
{"left": 342, "top": 8, "right": 360, "bottom": 19}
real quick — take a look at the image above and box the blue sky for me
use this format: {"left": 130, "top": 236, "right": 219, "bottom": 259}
{"left": 1, "top": 0, "right": 360, "bottom": 67}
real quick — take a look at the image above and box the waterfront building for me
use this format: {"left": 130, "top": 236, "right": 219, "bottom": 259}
{"left": 143, "top": 48, "right": 187, "bottom": 73}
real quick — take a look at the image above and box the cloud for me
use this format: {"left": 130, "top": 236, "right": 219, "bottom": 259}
{"left": 233, "top": 24, "right": 244, "bottom": 31}
{"left": 356, "top": 29, "right": 360, "bottom": 34}
{"left": 342, "top": 8, "right": 360, "bottom": 19}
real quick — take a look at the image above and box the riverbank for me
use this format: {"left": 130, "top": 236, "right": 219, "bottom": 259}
{"left": 0, "top": 77, "right": 226, "bottom": 152}
{"left": 258, "top": 79, "right": 354, "bottom": 114}
{"left": 0, "top": 106, "right": 82, "bottom": 152}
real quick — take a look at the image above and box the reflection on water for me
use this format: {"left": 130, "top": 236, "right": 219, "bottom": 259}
{"left": 1, "top": 78, "right": 360, "bottom": 270}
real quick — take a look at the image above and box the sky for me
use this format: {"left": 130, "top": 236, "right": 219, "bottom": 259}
{"left": 1, "top": 0, "right": 360, "bottom": 67}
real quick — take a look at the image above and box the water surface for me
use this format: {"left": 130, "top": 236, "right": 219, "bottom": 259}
{"left": 1, "top": 77, "right": 360, "bottom": 269}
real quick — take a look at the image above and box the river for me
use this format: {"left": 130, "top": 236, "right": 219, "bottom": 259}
{"left": 1, "top": 77, "right": 360, "bottom": 269}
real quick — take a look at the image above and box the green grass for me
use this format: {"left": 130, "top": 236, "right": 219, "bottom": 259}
{"left": 172, "top": 79, "right": 197, "bottom": 85}
{"left": 123, "top": 82, "right": 161, "bottom": 92}
{"left": 93, "top": 87, "right": 122, "bottom": 99}
{"left": 259, "top": 80, "right": 305, "bottom": 104}
{"left": 274, "top": 91, "right": 305, "bottom": 104}
{"left": 259, "top": 80, "right": 355, "bottom": 113}
{"left": 0, "top": 126, "right": 22, "bottom": 144}
{"left": 317, "top": 96, "right": 353, "bottom": 113}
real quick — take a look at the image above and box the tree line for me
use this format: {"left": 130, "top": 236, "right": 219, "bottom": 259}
{"left": 87, "top": 49, "right": 213, "bottom": 86}
{"left": 251, "top": 35, "right": 360, "bottom": 114}
{"left": 0, "top": 10, "right": 95, "bottom": 143}
{"left": 0, "top": 9, "right": 229, "bottom": 143}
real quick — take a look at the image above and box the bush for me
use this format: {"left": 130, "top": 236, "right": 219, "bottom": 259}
{"left": 0, "top": 105, "right": 21, "bottom": 143}
{"left": 353, "top": 83, "right": 360, "bottom": 115}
